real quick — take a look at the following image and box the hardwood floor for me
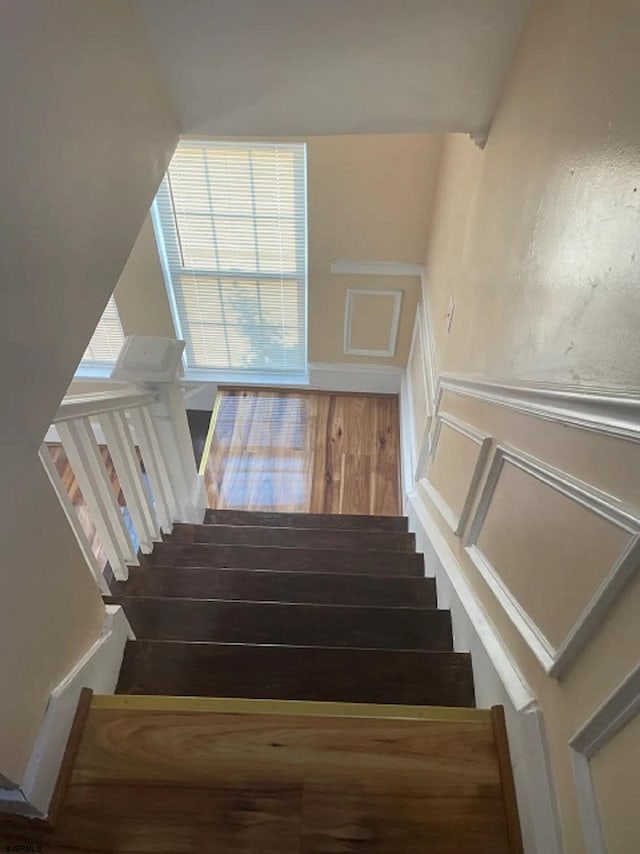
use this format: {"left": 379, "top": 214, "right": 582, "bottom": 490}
{"left": 197, "top": 389, "right": 401, "bottom": 516}
{"left": 0, "top": 696, "right": 514, "bottom": 853}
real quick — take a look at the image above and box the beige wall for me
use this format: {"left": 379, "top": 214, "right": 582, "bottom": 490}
{"left": 0, "top": 0, "right": 179, "bottom": 785}
{"left": 114, "top": 215, "right": 176, "bottom": 339}
{"left": 307, "top": 134, "right": 441, "bottom": 365}
{"left": 103, "top": 134, "right": 442, "bottom": 369}
{"left": 424, "top": 0, "right": 640, "bottom": 389}
{"left": 415, "top": 0, "right": 640, "bottom": 849}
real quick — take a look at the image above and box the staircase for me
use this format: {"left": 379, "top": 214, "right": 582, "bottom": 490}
{"left": 5, "top": 489, "right": 522, "bottom": 850}
{"left": 107, "top": 509, "right": 476, "bottom": 708}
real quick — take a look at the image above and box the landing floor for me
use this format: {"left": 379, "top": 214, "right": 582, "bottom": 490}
{"left": 196, "top": 389, "right": 401, "bottom": 516}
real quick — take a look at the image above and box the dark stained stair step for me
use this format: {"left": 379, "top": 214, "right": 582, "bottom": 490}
{"left": 112, "top": 567, "right": 437, "bottom": 608}
{"left": 116, "top": 641, "right": 475, "bottom": 707}
{"left": 204, "top": 509, "right": 408, "bottom": 532}
{"left": 141, "top": 543, "right": 424, "bottom": 576}
{"left": 169, "top": 523, "right": 415, "bottom": 552}
{"left": 106, "top": 596, "right": 452, "bottom": 651}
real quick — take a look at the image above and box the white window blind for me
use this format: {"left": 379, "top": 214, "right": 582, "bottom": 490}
{"left": 79, "top": 295, "right": 126, "bottom": 370}
{"left": 153, "top": 139, "right": 307, "bottom": 375}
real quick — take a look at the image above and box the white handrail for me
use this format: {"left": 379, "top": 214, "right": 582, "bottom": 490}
{"left": 53, "top": 387, "right": 157, "bottom": 423}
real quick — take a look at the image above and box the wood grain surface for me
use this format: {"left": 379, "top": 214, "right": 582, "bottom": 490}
{"left": 111, "top": 566, "right": 437, "bottom": 607}
{"left": 141, "top": 541, "right": 424, "bottom": 575}
{"left": 1, "top": 699, "right": 511, "bottom": 853}
{"left": 200, "top": 389, "right": 401, "bottom": 516}
{"left": 104, "top": 595, "right": 453, "bottom": 650}
{"left": 116, "top": 641, "right": 475, "bottom": 706}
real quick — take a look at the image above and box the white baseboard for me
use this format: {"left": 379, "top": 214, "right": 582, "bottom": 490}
{"left": 3, "top": 605, "right": 134, "bottom": 818}
{"left": 407, "top": 487, "right": 563, "bottom": 854}
{"left": 309, "top": 362, "right": 402, "bottom": 394}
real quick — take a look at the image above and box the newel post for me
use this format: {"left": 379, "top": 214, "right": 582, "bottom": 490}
{"left": 112, "top": 336, "right": 206, "bottom": 525}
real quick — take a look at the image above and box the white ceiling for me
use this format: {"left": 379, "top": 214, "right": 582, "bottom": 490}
{"left": 136, "top": 0, "right": 531, "bottom": 138}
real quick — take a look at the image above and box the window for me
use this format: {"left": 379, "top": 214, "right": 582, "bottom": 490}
{"left": 152, "top": 140, "right": 307, "bottom": 378}
{"left": 76, "top": 295, "right": 126, "bottom": 376}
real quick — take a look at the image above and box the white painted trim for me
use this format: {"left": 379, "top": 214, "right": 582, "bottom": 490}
{"left": 406, "top": 486, "right": 563, "bottom": 853}
{"left": 465, "top": 443, "right": 640, "bottom": 678}
{"left": 423, "top": 412, "right": 492, "bottom": 536}
{"left": 405, "top": 306, "right": 432, "bottom": 477}
{"left": 419, "top": 270, "right": 438, "bottom": 417}
{"left": 409, "top": 485, "right": 534, "bottom": 711}
{"left": 399, "top": 375, "right": 415, "bottom": 502}
{"left": 308, "top": 362, "right": 402, "bottom": 394}
{"left": 330, "top": 259, "right": 424, "bottom": 277}
{"left": 343, "top": 288, "right": 403, "bottom": 357}
{"left": 569, "top": 664, "right": 640, "bottom": 854}
{"left": 438, "top": 373, "right": 640, "bottom": 444}
{"left": 53, "top": 387, "right": 156, "bottom": 423}
{"left": 4, "top": 606, "right": 134, "bottom": 817}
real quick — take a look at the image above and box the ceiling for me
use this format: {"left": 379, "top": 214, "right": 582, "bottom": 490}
{"left": 136, "top": 0, "right": 531, "bottom": 138}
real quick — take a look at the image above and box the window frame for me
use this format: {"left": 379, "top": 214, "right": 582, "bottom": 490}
{"left": 151, "top": 139, "right": 309, "bottom": 384}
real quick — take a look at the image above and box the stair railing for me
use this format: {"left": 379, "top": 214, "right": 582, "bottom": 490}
{"left": 39, "top": 337, "right": 206, "bottom": 592}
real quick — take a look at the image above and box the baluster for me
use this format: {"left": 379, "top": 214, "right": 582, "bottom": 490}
{"left": 57, "top": 417, "right": 136, "bottom": 579}
{"left": 38, "top": 444, "right": 110, "bottom": 594}
{"left": 99, "top": 409, "right": 159, "bottom": 553}
{"left": 129, "top": 406, "right": 177, "bottom": 534}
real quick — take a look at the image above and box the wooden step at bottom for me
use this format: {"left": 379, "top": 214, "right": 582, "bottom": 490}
{"left": 169, "top": 522, "right": 416, "bottom": 552}
{"left": 142, "top": 542, "right": 424, "bottom": 576}
{"left": 106, "top": 596, "right": 453, "bottom": 650}
{"left": 112, "top": 566, "right": 437, "bottom": 608}
{"left": 117, "top": 641, "right": 475, "bottom": 707}
{"left": 204, "top": 508, "right": 408, "bottom": 531}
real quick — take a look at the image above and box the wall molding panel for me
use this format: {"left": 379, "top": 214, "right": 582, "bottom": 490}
{"left": 421, "top": 412, "right": 492, "bottom": 536}
{"left": 465, "top": 444, "right": 640, "bottom": 679}
{"left": 569, "top": 664, "right": 640, "bottom": 854}
{"left": 437, "top": 374, "right": 640, "bottom": 444}
{"left": 405, "top": 306, "right": 432, "bottom": 479}
{"left": 343, "top": 288, "right": 403, "bottom": 357}
{"left": 407, "top": 486, "right": 563, "bottom": 854}
{"left": 419, "top": 271, "right": 438, "bottom": 418}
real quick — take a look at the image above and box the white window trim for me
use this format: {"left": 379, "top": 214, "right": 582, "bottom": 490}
{"left": 151, "top": 139, "right": 309, "bottom": 381}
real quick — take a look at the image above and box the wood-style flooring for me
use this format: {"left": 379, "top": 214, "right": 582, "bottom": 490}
{"left": 0, "top": 696, "right": 514, "bottom": 853}
{"left": 197, "top": 389, "right": 401, "bottom": 516}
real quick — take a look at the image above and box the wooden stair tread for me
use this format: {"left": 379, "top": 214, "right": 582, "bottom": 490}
{"left": 105, "top": 595, "right": 453, "bottom": 650}
{"left": 204, "top": 508, "right": 408, "bottom": 531}
{"left": 113, "top": 566, "right": 437, "bottom": 607}
{"left": 141, "top": 542, "right": 424, "bottom": 576}
{"left": 116, "top": 641, "right": 475, "bottom": 707}
{"left": 170, "top": 522, "right": 415, "bottom": 552}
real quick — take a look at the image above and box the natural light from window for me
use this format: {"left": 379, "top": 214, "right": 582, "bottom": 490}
{"left": 152, "top": 139, "right": 308, "bottom": 378}
{"left": 77, "top": 295, "right": 126, "bottom": 376}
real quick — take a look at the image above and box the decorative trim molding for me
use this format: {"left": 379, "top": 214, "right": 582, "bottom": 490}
{"left": 343, "top": 288, "right": 403, "bottom": 357}
{"left": 422, "top": 412, "right": 492, "bottom": 536}
{"left": 13, "top": 606, "right": 133, "bottom": 816}
{"left": 405, "top": 307, "right": 432, "bottom": 478}
{"left": 309, "top": 362, "right": 402, "bottom": 394}
{"left": 438, "top": 373, "right": 640, "bottom": 444}
{"left": 330, "top": 259, "right": 424, "bottom": 277}
{"left": 406, "top": 486, "right": 563, "bottom": 854}
{"left": 419, "top": 271, "right": 438, "bottom": 418}
{"left": 465, "top": 444, "right": 640, "bottom": 679}
{"left": 409, "top": 485, "right": 535, "bottom": 711}
{"left": 399, "top": 375, "right": 417, "bottom": 503}
{"left": 570, "top": 663, "right": 640, "bottom": 854}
